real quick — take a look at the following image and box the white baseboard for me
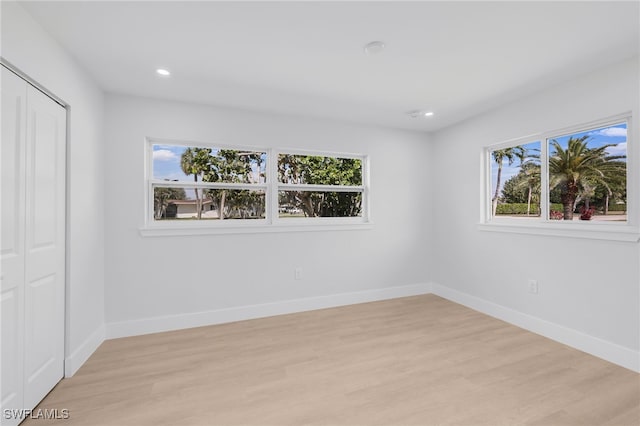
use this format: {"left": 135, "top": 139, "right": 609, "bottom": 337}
{"left": 431, "top": 282, "right": 640, "bottom": 373}
{"left": 99, "top": 282, "right": 638, "bottom": 374}
{"left": 64, "top": 324, "right": 105, "bottom": 377}
{"left": 106, "top": 283, "right": 433, "bottom": 339}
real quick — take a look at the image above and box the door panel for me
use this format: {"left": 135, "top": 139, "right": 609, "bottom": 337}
{"left": 22, "top": 84, "right": 66, "bottom": 410}
{"left": 28, "top": 103, "right": 58, "bottom": 250}
{"left": 24, "top": 274, "right": 59, "bottom": 403}
{"left": 1, "top": 289, "right": 24, "bottom": 426}
{"left": 1, "top": 67, "right": 27, "bottom": 426}
{"left": 0, "top": 73, "right": 25, "bottom": 260}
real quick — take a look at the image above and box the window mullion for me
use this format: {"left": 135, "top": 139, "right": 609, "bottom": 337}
{"left": 484, "top": 148, "right": 492, "bottom": 222}
{"left": 363, "top": 154, "right": 371, "bottom": 223}
{"left": 148, "top": 180, "right": 154, "bottom": 223}
{"left": 540, "top": 136, "right": 550, "bottom": 221}
{"left": 151, "top": 180, "right": 265, "bottom": 191}
{"left": 277, "top": 184, "right": 364, "bottom": 192}
{"left": 146, "top": 143, "right": 154, "bottom": 223}
{"left": 270, "top": 149, "right": 280, "bottom": 225}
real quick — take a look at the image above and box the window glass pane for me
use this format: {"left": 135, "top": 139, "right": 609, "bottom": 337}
{"left": 279, "top": 191, "right": 362, "bottom": 218}
{"left": 490, "top": 141, "right": 541, "bottom": 219}
{"left": 154, "top": 186, "right": 265, "bottom": 220}
{"left": 278, "top": 154, "right": 362, "bottom": 185}
{"left": 152, "top": 144, "right": 266, "bottom": 184}
{"left": 548, "top": 123, "right": 627, "bottom": 222}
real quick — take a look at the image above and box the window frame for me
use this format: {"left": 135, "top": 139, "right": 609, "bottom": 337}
{"left": 270, "top": 148, "right": 369, "bottom": 226}
{"left": 480, "top": 113, "right": 639, "bottom": 242}
{"left": 142, "top": 138, "right": 371, "bottom": 236}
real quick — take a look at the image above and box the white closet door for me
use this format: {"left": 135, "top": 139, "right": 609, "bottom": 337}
{"left": 22, "top": 82, "right": 66, "bottom": 410}
{"left": 1, "top": 66, "right": 28, "bottom": 426}
{"left": 1, "top": 66, "right": 66, "bottom": 423}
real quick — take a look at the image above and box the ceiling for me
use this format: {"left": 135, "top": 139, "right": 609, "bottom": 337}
{"left": 20, "top": 1, "right": 640, "bottom": 132}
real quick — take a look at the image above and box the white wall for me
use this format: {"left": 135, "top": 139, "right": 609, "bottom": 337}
{"left": 1, "top": 3, "right": 106, "bottom": 375}
{"left": 103, "top": 94, "right": 432, "bottom": 335}
{"left": 431, "top": 58, "right": 640, "bottom": 358}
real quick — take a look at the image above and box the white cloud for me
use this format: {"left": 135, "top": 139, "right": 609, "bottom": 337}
{"left": 606, "top": 142, "right": 627, "bottom": 156}
{"left": 153, "top": 149, "right": 178, "bottom": 162}
{"left": 595, "top": 127, "right": 627, "bottom": 138}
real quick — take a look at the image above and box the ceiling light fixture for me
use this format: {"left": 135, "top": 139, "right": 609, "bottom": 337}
{"left": 156, "top": 68, "right": 171, "bottom": 76}
{"left": 363, "top": 41, "right": 386, "bottom": 55}
{"left": 407, "top": 110, "right": 435, "bottom": 118}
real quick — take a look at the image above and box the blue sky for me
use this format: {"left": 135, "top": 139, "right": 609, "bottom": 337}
{"left": 550, "top": 123, "right": 627, "bottom": 156}
{"left": 490, "top": 141, "right": 540, "bottom": 194}
{"left": 491, "top": 123, "right": 627, "bottom": 196}
{"left": 152, "top": 144, "right": 266, "bottom": 182}
{"left": 152, "top": 144, "right": 267, "bottom": 200}
{"left": 152, "top": 145, "right": 190, "bottom": 181}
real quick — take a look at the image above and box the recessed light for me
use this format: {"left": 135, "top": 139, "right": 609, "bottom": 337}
{"left": 156, "top": 68, "right": 171, "bottom": 76}
{"left": 363, "top": 41, "right": 386, "bottom": 55}
{"left": 407, "top": 110, "right": 435, "bottom": 118}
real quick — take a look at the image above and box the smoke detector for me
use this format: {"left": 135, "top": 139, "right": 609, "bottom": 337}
{"left": 363, "top": 41, "right": 386, "bottom": 55}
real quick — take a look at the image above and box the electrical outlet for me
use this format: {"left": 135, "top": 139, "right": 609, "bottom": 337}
{"left": 528, "top": 279, "right": 539, "bottom": 294}
{"left": 294, "top": 267, "right": 302, "bottom": 280}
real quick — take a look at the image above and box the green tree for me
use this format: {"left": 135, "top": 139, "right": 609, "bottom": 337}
{"left": 500, "top": 161, "right": 541, "bottom": 215}
{"left": 593, "top": 171, "right": 626, "bottom": 214}
{"left": 203, "top": 150, "right": 265, "bottom": 220}
{"left": 516, "top": 162, "right": 541, "bottom": 216}
{"left": 491, "top": 146, "right": 526, "bottom": 216}
{"left": 501, "top": 176, "right": 528, "bottom": 204}
{"left": 180, "top": 148, "right": 211, "bottom": 219}
{"left": 548, "top": 136, "right": 626, "bottom": 220}
{"left": 587, "top": 159, "right": 626, "bottom": 215}
{"left": 153, "top": 186, "right": 186, "bottom": 219}
{"left": 278, "top": 155, "right": 362, "bottom": 217}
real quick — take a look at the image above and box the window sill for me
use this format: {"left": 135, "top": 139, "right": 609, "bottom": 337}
{"left": 140, "top": 221, "right": 374, "bottom": 237}
{"left": 478, "top": 221, "right": 640, "bottom": 242}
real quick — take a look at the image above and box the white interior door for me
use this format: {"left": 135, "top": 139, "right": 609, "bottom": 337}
{"left": 22, "top": 79, "right": 66, "bottom": 410}
{"left": 1, "top": 65, "right": 66, "bottom": 424}
{"left": 1, "top": 65, "right": 28, "bottom": 426}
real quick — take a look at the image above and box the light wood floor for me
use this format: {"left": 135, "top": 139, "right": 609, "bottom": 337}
{"left": 26, "top": 295, "right": 639, "bottom": 426}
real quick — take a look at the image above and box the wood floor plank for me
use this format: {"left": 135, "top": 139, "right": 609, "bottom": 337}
{"left": 24, "top": 295, "right": 639, "bottom": 426}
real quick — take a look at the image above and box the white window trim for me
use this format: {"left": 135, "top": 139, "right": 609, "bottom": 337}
{"left": 270, "top": 148, "right": 369, "bottom": 227}
{"left": 479, "top": 113, "right": 640, "bottom": 242}
{"left": 141, "top": 139, "right": 372, "bottom": 236}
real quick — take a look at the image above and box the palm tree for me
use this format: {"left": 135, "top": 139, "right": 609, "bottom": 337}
{"left": 515, "top": 162, "right": 541, "bottom": 216}
{"left": 548, "top": 136, "right": 626, "bottom": 220}
{"left": 491, "top": 146, "right": 526, "bottom": 216}
{"left": 180, "top": 148, "right": 211, "bottom": 219}
{"left": 601, "top": 171, "right": 626, "bottom": 215}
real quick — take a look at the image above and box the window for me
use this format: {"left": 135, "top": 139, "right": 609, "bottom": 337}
{"left": 547, "top": 123, "right": 627, "bottom": 222}
{"left": 490, "top": 141, "right": 541, "bottom": 220}
{"left": 483, "top": 115, "right": 636, "bottom": 241}
{"left": 277, "top": 153, "right": 364, "bottom": 219}
{"left": 150, "top": 143, "right": 267, "bottom": 222}
{"left": 145, "top": 139, "right": 369, "bottom": 233}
